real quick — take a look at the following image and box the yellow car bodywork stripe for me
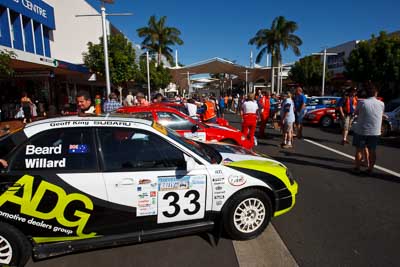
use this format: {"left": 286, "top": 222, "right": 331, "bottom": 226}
{"left": 226, "top": 160, "right": 298, "bottom": 217}
{"left": 33, "top": 235, "right": 100, "bottom": 244}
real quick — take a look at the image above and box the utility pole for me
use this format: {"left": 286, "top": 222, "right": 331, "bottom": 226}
{"left": 312, "top": 48, "right": 337, "bottom": 96}
{"left": 146, "top": 51, "right": 151, "bottom": 101}
{"left": 76, "top": 0, "right": 132, "bottom": 97}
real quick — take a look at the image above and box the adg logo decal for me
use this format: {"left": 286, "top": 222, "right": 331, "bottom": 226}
{"left": 0, "top": 175, "right": 95, "bottom": 237}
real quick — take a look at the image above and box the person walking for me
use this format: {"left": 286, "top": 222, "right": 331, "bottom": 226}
{"left": 258, "top": 91, "right": 271, "bottom": 138}
{"left": 202, "top": 97, "right": 218, "bottom": 123}
{"left": 241, "top": 93, "right": 259, "bottom": 148}
{"left": 352, "top": 86, "right": 384, "bottom": 175}
{"left": 294, "top": 87, "right": 307, "bottom": 139}
{"left": 103, "top": 92, "right": 122, "bottom": 113}
{"left": 270, "top": 93, "right": 278, "bottom": 129}
{"left": 218, "top": 95, "right": 225, "bottom": 118}
{"left": 21, "top": 92, "right": 33, "bottom": 124}
{"left": 280, "top": 92, "right": 296, "bottom": 149}
{"left": 338, "top": 87, "right": 358, "bottom": 145}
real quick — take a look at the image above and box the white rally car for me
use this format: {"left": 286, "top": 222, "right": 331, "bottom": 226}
{"left": 0, "top": 115, "right": 298, "bottom": 266}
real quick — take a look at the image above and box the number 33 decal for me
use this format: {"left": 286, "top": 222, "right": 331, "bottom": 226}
{"left": 162, "top": 190, "right": 201, "bottom": 218}
{"left": 157, "top": 175, "right": 206, "bottom": 224}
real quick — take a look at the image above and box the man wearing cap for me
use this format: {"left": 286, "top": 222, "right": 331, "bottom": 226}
{"left": 280, "top": 91, "right": 295, "bottom": 148}
{"left": 337, "top": 87, "right": 358, "bottom": 145}
{"left": 241, "top": 93, "right": 258, "bottom": 148}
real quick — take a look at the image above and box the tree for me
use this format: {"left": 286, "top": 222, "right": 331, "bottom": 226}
{"left": 137, "top": 15, "right": 184, "bottom": 65}
{"left": 345, "top": 31, "right": 400, "bottom": 100}
{"left": 83, "top": 34, "right": 137, "bottom": 88}
{"left": 289, "top": 55, "right": 330, "bottom": 95}
{"left": 136, "top": 58, "right": 172, "bottom": 90}
{"left": 0, "top": 50, "right": 15, "bottom": 77}
{"left": 249, "top": 16, "right": 302, "bottom": 68}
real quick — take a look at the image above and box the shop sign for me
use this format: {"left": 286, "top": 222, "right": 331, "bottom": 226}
{"left": 1, "top": 0, "right": 55, "bottom": 29}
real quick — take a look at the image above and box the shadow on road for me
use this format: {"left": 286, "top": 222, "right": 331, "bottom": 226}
{"left": 280, "top": 151, "right": 350, "bottom": 164}
{"left": 273, "top": 156, "right": 400, "bottom": 184}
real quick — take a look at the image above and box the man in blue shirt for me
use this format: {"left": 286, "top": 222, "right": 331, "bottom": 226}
{"left": 294, "top": 87, "right": 307, "bottom": 139}
{"left": 103, "top": 92, "right": 122, "bottom": 113}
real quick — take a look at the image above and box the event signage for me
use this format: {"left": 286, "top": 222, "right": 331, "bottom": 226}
{"left": 0, "top": 0, "right": 55, "bottom": 29}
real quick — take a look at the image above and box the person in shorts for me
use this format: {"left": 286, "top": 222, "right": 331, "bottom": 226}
{"left": 294, "top": 87, "right": 307, "bottom": 139}
{"left": 338, "top": 87, "right": 358, "bottom": 145}
{"left": 352, "top": 85, "right": 384, "bottom": 174}
{"left": 280, "top": 92, "right": 295, "bottom": 148}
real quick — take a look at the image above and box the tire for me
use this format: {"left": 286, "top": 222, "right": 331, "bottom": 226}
{"left": 0, "top": 222, "right": 31, "bottom": 267}
{"left": 220, "top": 139, "right": 237, "bottom": 145}
{"left": 320, "top": 116, "right": 333, "bottom": 128}
{"left": 222, "top": 188, "right": 272, "bottom": 240}
{"left": 381, "top": 121, "right": 390, "bottom": 137}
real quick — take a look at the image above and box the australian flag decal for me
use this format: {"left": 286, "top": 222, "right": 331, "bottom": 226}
{"left": 69, "top": 144, "right": 89, "bottom": 154}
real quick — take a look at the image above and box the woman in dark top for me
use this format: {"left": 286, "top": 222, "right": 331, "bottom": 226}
{"left": 21, "top": 92, "right": 33, "bottom": 123}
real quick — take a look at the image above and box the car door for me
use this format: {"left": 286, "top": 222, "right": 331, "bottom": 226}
{"left": 156, "top": 111, "right": 207, "bottom": 142}
{"left": 5, "top": 127, "right": 109, "bottom": 240}
{"left": 98, "top": 127, "right": 211, "bottom": 232}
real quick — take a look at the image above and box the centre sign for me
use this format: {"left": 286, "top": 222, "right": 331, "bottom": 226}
{"left": 0, "top": 0, "right": 55, "bottom": 29}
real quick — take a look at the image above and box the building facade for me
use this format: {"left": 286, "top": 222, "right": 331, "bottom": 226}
{"left": 0, "top": 0, "right": 119, "bottom": 120}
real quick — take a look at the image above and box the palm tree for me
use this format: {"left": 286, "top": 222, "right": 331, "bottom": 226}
{"left": 137, "top": 15, "right": 184, "bottom": 65}
{"left": 249, "top": 16, "right": 302, "bottom": 89}
{"left": 249, "top": 16, "right": 302, "bottom": 66}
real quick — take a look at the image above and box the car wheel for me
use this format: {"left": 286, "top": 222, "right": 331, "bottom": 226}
{"left": 223, "top": 188, "right": 272, "bottom": 240}
{"left": 320, "top": 116, "right": 333, "bottom": 128}
{"left": 381, "top": 121, "right": 390, "bottom": 137}
{"left": 0, "top": 222, "right": 31, "bottom": 267}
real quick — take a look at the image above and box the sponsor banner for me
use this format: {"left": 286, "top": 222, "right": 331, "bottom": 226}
{"left": 136, "top": 179, "right": 157, "bottom": 217}
{"left": 0, "top": 175, "right": 95, "bottom": 238}
{"left": 183, "top": 131, "right": 206, "bottom": 141}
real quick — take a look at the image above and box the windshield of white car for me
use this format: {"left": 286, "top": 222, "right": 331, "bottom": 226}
{"left": 165, "top": 128, "right": 221, "bottom": 164}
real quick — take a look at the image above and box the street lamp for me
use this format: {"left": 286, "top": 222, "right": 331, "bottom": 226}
{"left": 76, "top": 0, "right": 132, "bottom": 97}
{"left": 313, "top": 48, "right": 337, "bottom": 96}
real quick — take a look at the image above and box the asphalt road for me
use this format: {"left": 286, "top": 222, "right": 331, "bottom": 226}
{"left": 27, "top": 234, "right": 238, "bottom": 267}
{"left": 227, "top": 113, "right": 400, "bottom": 267}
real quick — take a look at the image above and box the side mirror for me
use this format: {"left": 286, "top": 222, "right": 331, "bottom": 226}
{"left": 184, "top": 155, "right": 196, "bottom": 172}
{"left": 191, "top": 124, "right": 199, "bottom": 133}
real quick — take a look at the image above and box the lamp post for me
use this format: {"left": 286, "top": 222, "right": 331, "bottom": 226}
{"left": 76, "top": 0, "right": 132, "bottom": 97}
{"left": 312, "top": 48, "right": 337, "bottom": 96}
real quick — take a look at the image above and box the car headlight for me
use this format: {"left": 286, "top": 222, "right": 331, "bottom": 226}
{"left": 241, "top": 135, "right": 246, "bottom": 141}
{"left": 286, "top": 169, "right": 295, "bottom": 185}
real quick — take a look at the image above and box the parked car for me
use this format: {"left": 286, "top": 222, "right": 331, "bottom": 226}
{"left": 0, "top": 115, "right": 297, "bottom": 266}
{"left": 381, "top": 98, "right": 400, "bottom": 136}
{"left": 303, "top": 106, "right": 338, "bottom": 127}
{"left": 116, "top": 105, "right": 253, "bottom": 149}
{"left": 305, "top": 96, "right": 341, "bottom": 112}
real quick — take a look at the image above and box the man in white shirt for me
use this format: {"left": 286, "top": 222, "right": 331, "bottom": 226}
{"left": 280, "top": 92, "right": 296, "bottom": 148}
{"left": 352, "top": 86, "right": 385, "bottom": 174}
{"left": 241, "top": 93, "right": 258, "bottom": 148}
{"left": 124, "top": 91, "right": 134, "bottom": 106}
{"left": 184, "top": 99, "right": 198, "bottom": 119}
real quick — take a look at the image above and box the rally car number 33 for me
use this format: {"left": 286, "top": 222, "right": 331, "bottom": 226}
{"left": 0, "top": 116, "right": 297, "bottom": 266}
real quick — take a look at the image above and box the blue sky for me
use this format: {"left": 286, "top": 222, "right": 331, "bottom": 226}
{"left": 87, "top": 0, "right": 399, "bottom": 67}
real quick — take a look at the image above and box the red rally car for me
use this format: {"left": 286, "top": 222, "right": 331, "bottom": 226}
{"left": 303, "top": 106, "right": 338, "bottom": 127}
{"left": 116, "top": 105, "right": 253, "bottom": 149}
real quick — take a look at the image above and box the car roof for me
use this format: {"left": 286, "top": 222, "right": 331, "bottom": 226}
{"left": 25, "top": 114, "right": 153, "bottom": 129}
